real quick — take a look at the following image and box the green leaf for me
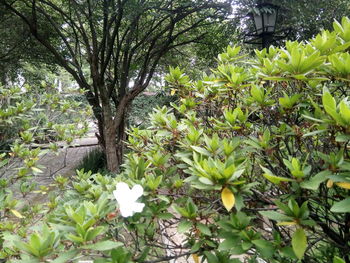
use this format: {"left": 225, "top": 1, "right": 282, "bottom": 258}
{"left": 300, "top": 170, "right": 330, "bottom": 190}
{"left": 302, "top": 129, "right": 327, "bottom": 137}
{"left": 330, "top": 198, "right": 350, "bottom": 213}
{"left": 203, "top": 251, "right": 219, "bottom": 263}
{"left": 111, "top": 247, "right": 132, "bottom": 262}
{"left": 292, "top": 228, "right": 307, "bottom": 260}
{"left": 29, "top": 234, "right": 41, "bottom": 252}
{"left": 136, "top": 247, "right": 151, "bottom": 262}
{"left": 191, "top": 146, "right": 211, "bottom": 156}
{"left": 172, "top": 205, "right": 190, "bottom": 218}
{"left": 16, "top": 241, "right": 40, "bottom": 257}
{"left": 157, "top": 212, "right": 173, "bottom": 220}
{"left": 336, "top": 134, "right": 350, "bottom": 142}
{"left": 0, "top": 158, "right": 9, "bottom": 168}
{"left": 333, "top": 256, "right": 346, "bottom": 263}
{"left": 178, "top": 220, "right": 192, "bottom": 233}
{"left": 51, "top": 250, "right": 78, "bottom": 263}
{"left": 85, "top": 226, "right": 105, "bottom": 241}
{"left": 339, "top": 100, "right": 350, "bottom": 123}
{"left": 66, "top": 233, "right": 84, "bottom": 243}
{"left": 252, "top": 239, "right": 274, "bottom": 258}
{"left": 259, "top": 211, "right": 293, "bottom": 221}
{"left": 218, "top": 237, "right": 240, "bottom": 251}
{"left": 261, "top": 165, "right": 294, "bottom": 184}
{"left": 197, "top": 223, "right": 212, "bottom": 236}
{"left": 322, "top": 89, "right": 342, "bottom": 123}
{"left": 81, "top": 240, "right": 122, "bottom": 251}
{"left": 198, "top": 177, "right": 214, "bottom": 185}
{"left": 234, "top": 193, "right": 244, "bottom": 212}
{"left": 241, "top": 241, "right": 253, "bottom": 250}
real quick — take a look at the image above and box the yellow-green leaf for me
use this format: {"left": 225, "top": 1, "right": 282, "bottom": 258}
{"left": 335, "top": 182, "right": 350, "bottom": 189}
{"left": 221, "top": 187, "right": 235, "bottom": 212}
{"left": 292, "top": 228, "right": 307, "bottom": 260}
{"left": 192, "top": 254, "right": 200, "bottom": 263}
{"left": 260, "top": 165, "right": 294, "bottom": 184}
{"left": 339, "top": 100, "right": 350, "bottom": 123}
{"left": 10, "top": 209, "right": 24, "bottom": 218}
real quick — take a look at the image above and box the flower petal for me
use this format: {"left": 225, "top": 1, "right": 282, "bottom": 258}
{"left": 132, "top": 202, "right": 145, "bottom": 213}
{"left": 114, "top": 182, "right": 131, "bottom": 203}
{"left": 131, "top": 184, "right": 143, "bottom": 199}
{"left": 119, "top": 205, "right": 134, "bottom": 217}
{"left": 113, "top": 182, "right": 145, "bottom": 217}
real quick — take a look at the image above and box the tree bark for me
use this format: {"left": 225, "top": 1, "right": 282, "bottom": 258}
{"left": 116, "top": 113, "right": 126, "bottom": 167}
{"left": 103, "top": 116, "right": 118, "bottom": 172}
{"left": 101, "top": 94, "right": 119, "bottom": 172}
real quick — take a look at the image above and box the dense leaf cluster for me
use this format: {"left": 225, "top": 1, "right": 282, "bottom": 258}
{"left": 2, "top": 16, "right": 350, "bottom": 263}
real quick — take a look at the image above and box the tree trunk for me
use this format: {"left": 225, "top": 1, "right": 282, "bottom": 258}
{"left": 104, "top": 117, "right": 118, "bottom": 172}
{"left": 116, "top": 113, "right": 126, "bottom": 167}
{"left": 0, "top": 66, "right": 6, "bottom": 87}
{"left": 100, "top": 95, "right": 129, "bottom": 173}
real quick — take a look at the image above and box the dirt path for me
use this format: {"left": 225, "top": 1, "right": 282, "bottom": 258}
{"left": 29, "top": 142, "right": 98, "bottom": 205}
{"left": 3, "top": 134, "right": 99, "bottom": 206}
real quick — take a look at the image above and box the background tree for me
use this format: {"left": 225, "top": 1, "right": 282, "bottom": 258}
{"left": 0, "top": 0, "right": 232, "bottom": 172}
{"left": 230, "top": 0, "right": 350, "bottom": 45}
{"left": 0, "top": 5, "right": 58, "bottom": 86}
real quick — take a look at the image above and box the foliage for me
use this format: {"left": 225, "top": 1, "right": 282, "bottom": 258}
{"left": 1, "top": 0, "right": 233, "bottom": 172}
{"left": 128, "top": 92, "right": 175, "bottom": 128}
{"left": 76, "top": 148, "right": 107, "bottom": 175}
{"left": 0, "top": 82, "right": 91, "bottom": 260}
{"left": 2, "top": 16, "right": 350, "bottom": 263}
{"left": 0, "top": 82, "right": 90, "bottom": 149}
{"left": 0, "top": 5, "right": 57, "bottom": 85}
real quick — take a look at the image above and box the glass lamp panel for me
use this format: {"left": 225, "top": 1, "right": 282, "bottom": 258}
{"left": 253, "top": 13, "right": 263, "bottom": 34}
{"left": 265, "top": 11, "right": 277, "bottom": 32}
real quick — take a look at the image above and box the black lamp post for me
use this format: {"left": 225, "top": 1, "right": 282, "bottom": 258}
{"left": 245, "top": 1, "right": 288, "bottom": 50}
{"left": 251, "top": 2, "right": 278, "bottom": 49}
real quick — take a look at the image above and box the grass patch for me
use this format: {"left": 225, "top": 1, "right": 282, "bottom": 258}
{"left": 76, "top": 148, "right": 107, "bottom": 174}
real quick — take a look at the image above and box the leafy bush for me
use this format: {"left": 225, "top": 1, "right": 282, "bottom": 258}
{"left": 0, "top": 83, "right": 91, "bottom": 261}
{"left": 2, "top": 17, "right": 350, "bottom": 263}
{"left": 128, "top": 92, "right": 175, "bottom": 128}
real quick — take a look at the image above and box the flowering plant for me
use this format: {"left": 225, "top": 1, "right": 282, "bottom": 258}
{"left": 113, "top": 182, "right": 145, "bottom": 217}
{"left": 2, "top": 17, "right": 350, "bottom": 263}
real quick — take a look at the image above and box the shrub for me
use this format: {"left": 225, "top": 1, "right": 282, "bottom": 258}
{"left": 128, "top": 92, "right": 175, "bottom": 128}
{"left": 2, "top": 17, "right": 350, "bottom": 263}
{"left": 0, "top": 83, "right": 91, "bottom": 261}
{"left": 120, "top": 17, "right": 350, "bottom": 262}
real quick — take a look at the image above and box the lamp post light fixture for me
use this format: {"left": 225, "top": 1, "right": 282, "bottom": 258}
{"left": 252, "top": 2, "right": 278, "bottom": 48}
{"left": 245, "top": 1, "right": 289, "bottom": 50}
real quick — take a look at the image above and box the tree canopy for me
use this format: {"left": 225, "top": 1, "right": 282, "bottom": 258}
{"left": 0, "top": 5, "right": 57, "bottom": 85}
{"left": 0, "top": 0, "right": 232, "bottom": 171}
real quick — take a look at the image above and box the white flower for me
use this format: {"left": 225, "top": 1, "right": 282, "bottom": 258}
{"left": 113, "top": 182, "right": 145, "bottom": 217}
